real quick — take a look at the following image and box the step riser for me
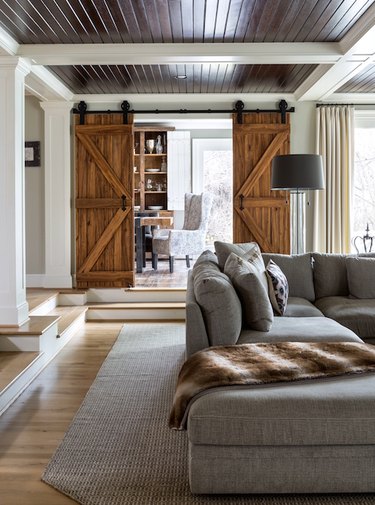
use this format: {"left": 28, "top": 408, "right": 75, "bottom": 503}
{"left": 86, "top": 288, "right": 186, "bottom": 304}
{"left": 0, "top": 335, "right": 41, "bottom": 352}
{"left": 29, "top": 297, "right": 58, "bottom": 316}
{"left": 58, "top": 293, "right": 87, "bottom": 306}
{"left": 87, "top": 308, "right": 185, "bottom": 321}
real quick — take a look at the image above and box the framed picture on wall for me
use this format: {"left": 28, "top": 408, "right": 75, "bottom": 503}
{"left": 25, "top": 141, "right": 41, "bottom": 167}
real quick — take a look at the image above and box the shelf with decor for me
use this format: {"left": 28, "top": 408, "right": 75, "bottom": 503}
{"left": 134, "top": 126, "right": 174, "bottom": 212}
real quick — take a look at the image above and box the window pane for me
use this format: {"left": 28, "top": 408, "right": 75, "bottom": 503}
{"left": 352, "top": 128, "right": 375, "bottom": 252}
{"left": 202, "top": 150, "right": 233, "bottom": 245}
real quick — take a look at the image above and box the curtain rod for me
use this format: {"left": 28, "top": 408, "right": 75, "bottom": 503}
{"left": 73, "top": 99, "right": 295, "bottom": 125}
{"left": 316, "top": 103, "right": 375, "bottom": 107}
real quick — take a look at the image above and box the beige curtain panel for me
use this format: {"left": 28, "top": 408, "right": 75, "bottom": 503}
{"left": 313, "top": 105, "right": 354, "bottom": 253}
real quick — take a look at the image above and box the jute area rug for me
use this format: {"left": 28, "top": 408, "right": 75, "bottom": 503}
{"left": 42, "top": 322, "right": 374, "bottom": 505}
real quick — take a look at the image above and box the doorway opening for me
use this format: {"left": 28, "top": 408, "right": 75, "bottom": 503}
{"left": 135, "top": 129, "right": 233, "bottom": 288}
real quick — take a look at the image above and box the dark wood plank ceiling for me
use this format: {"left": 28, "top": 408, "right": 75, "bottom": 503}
{"left": 48, "top": 63, "right": 317, "bottom": 94}
{"left": 1, "top": 0, "right": 374, "bottom": 95}
{"left": 337, "top": 65, "right": 375, "bottom": 93}
{"left": 0, "top": 0, "right": 373, "bottom": 44}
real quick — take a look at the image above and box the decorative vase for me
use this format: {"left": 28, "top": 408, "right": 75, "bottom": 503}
{"left": 155, "top": 135, "right": 163, "bottom": 154}
{"left": 146, "top": 139, "right": 155, "bottom": 154}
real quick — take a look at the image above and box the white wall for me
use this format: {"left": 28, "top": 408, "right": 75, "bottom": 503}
{"left": 25, "top": 95, "right": 45, "bottom": 278}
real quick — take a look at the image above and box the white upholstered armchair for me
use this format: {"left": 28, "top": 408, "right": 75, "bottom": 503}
{"left": 152, "top": 192, "right": 214, "bottom": 273}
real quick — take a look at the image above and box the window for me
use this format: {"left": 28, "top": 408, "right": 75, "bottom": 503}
{"left": 192, "top": 139, "right": 233, "bottom": 245}
{"left": 352, "top": 112, "right": 375, "bottom": 253}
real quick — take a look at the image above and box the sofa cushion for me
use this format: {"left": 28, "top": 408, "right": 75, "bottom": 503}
{"left": 346, "top": 257, "right": 375, "bottom": 298}
{"left": 314, "top": 296, "right": 375, "bottom": 340}
{"left": 284, "top": 297, "right": 323, "bottom": 317}
{"left": 193, "top": 249, "right": 218, "bottom": 268}
{"left": 262, "top": 253, "right": 315, "bottom": 302}
{"left": 236, "top": 316, "right": 361, "bottom": 345}
{"left": 224, "top": 253, "right": 273, "bottom": 332}
{"left": 187, "top": 373, "right": 375, "bottom": 446}
{"left": 214, "top": 241, "right": 259, "bottom": 270}
{"left": 266, "top": 260, "right": 289, "bottom": 315}
{"left": 312, "top": 253, "right": 350, "bottom": 299}
{"left": 193, "top": 261, "right": 242, "bottom": 347}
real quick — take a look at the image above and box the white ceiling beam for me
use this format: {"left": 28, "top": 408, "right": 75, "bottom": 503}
{"left": 0, "top": 25, "right": 19, "bottom": 55}
{"left": 295, "top": 3, "right": 375, "bottom": 101}
{"left": 25, "top": 65, "right": 74, "bottom": 101}
{"left": 19, "top": 42, "right": 342, "bottom": 66}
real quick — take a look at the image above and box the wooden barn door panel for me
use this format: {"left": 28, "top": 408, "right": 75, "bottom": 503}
{"left": 233, "top": 113, "right": 290, "bottom": 253}
{"left": 75, "top": 114, "right": 134, "bottom": 288}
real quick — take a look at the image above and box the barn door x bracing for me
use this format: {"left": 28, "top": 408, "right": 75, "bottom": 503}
{"left": 75, "top": 115, "right": 134, "bottom": 288}
{"left": 233, "top": 112, "right": 291, "bottom": 253}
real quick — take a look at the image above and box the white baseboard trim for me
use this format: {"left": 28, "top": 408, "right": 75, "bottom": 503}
{"left": 26, "top": 274, "right": 46, "bottom": 287}
{"left": 27, "top": 274, "right": 73, "bottom": 289}
{"left": 43, "top": 274, "right": 73, "bottom": 289}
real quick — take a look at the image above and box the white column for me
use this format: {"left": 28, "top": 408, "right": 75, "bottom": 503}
{"left": 40, "top": 101, "right": 73, "bottom": 288}
{"left": 0, "top": 57, "right": 31, "bottom": 326}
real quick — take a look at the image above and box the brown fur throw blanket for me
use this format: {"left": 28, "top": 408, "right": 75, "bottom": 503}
{"left": 169, "top": 341, "right": 375, "bottom": 430}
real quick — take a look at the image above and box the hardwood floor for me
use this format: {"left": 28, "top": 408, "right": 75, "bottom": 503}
{"left": 0, "top": 322, "right": 123, "bottom": 505}
{"left": 135, "top": 257, "right": 194, "bottom": 288}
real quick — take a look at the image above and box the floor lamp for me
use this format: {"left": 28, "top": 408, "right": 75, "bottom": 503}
{"left": 271, "top": 154, "right": 324, "bottom": 254}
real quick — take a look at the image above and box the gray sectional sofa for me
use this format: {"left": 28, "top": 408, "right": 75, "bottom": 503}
{"left": 184, "top": 244, "right": 375, "bottom": 494}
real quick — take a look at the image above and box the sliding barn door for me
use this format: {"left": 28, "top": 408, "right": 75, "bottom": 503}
{"left": 75, "top": 114, "right": 134, "bottom": 288}
{"left": 233, "top": 112, "right": 290, "bottom": 253}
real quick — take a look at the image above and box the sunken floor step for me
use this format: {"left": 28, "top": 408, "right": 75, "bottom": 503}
{"left": 87, "top": 302, "right": 186, "bottom": 321}
{"left": 46, "top": 306, "right": 88, "bottom": 336}
{"left": 0, "top": 316, "right": 61, "bottom": 351}
{"left": 27, "top": 289, "right": 60, "bottom": 315}
{"left": 0, "top": 351, "right": 40, "bottom": 392}
{"left": 0, "top": 351, "right": 44, "bottom": 415}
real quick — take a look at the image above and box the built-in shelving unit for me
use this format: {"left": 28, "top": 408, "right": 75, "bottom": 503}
{"left": 134, "top": 126, "right": 174, "bottom": 211}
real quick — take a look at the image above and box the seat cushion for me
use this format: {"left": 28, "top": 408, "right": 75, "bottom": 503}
{"left": 187, "top": 373, "right": 375, "bottom": 446}
{"left": 284, "top": 297, "right": 323, "bottom": 317}
{"left": 236, "top": 316, "right": 361, "bottom": 345}
{"left": 315, "top": 296, "right": 375, "bottom": 340}
{"left": 262, "top": 253, "right": 315, "bottom": 302}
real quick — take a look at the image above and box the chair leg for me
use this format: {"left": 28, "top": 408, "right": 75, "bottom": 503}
{"left": 186, "top": 255, "right": 190, "bottom": 268}
{"left": 152, "top": 253, "right": 158, "bottom": 270}
{"left": 169, "top": 256, "right": 174, "bottom": 273}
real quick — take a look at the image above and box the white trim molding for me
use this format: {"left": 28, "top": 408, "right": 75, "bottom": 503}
{"left": 40, "top": 101, "right": 74, "bottom": 289}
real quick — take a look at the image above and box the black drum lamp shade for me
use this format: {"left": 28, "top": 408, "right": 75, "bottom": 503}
{"left": 271, "top": 154, "right": 324, "bottom": 191}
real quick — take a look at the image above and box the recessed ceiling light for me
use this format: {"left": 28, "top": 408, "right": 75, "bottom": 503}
{"left": 174, "top": 75, "right": 187, "bottom": 79}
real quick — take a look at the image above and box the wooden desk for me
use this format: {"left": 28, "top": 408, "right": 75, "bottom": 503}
{"left": 135, "top": 215, "right": 174, "bottom": 273}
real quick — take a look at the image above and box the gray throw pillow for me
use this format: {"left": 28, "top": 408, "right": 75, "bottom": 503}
{"left": 266, "top": 260, "right": 289, "bottom": 316}
{"left": 214, "top": 241, "right": 259, "bottom": 270}
{"left": 224, "top": 252, "right": 273, "bottom": 332}
{"left": 193, "top": 262, "right": 242, "bottom": 346}
{"left": 193, "top": 249, "right": 218, "bottom": 270}
{"left": 346, "top": 257, "right": 375, "bottom": 298}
